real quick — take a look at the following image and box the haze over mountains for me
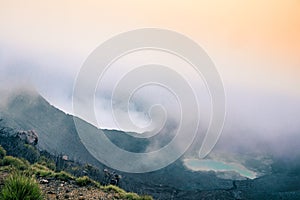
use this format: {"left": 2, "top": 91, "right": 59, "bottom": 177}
{"left": 1, "top": 1, "right": 300, "bottom": 199}
{"left": 0, "top": 87, "right": 300, "bottom": 199}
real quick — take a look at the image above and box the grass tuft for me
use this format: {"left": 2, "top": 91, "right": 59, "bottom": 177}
{"left": 1, "top": 156, "right": 29, "bottom": 170}
{"left": 54, "top": 171, "right": 74, "bottom": 181}
{"left": 75, "top": 176, "right": 92, "bottom": 186}
{"left": 1, "top": 173, "right": 43, "bottom": 200}
{"left": 102, "top": 185, "right": 153, "bottom": 200}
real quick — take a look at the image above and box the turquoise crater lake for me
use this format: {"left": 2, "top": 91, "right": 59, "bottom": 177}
{"left": 184, "top": 159, "right": 257, "bottom": 179}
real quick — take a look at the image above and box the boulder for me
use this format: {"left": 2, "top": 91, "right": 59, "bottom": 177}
{"left": 17, "top": 130, "right": 38, "bottom": 145}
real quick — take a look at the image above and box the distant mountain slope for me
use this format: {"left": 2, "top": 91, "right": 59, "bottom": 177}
{"left": 0, "top": 89, "right": 150, "bottom": 162}
{"left": 0, "top": 90, "right": 99, "bottom": 165}
{"left": 1, "top": 88, "right": 300, "bottom": 200}
{"left": 0, "top": 89, "right": 234, "bottom": 194}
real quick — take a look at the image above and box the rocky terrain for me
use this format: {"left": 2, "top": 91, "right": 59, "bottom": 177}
{"left": 0, "top": 122, "right": 152, "bottom": 200}
{"left": 0, "top": 169, "right": 150, "bottom": 200}
{"left": 38, "top": 178, "right": 108, "bottom": 200}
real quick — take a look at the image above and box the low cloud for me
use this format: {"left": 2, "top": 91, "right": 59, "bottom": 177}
{"left": 1, "top": 44, "right": 300, "bottom": 164}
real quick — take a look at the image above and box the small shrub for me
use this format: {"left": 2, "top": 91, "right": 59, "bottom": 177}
{"left": 102, "top": 184, "right": 126, "bottom": 194}
{"left": 54, "top": 171, "right": 74, "bottom": 181}
{"left": 75, "top": 176, "right": 92, "bottom": 186}
{"left": 1, "top": 173, "right": 43, "bottom": 200}
{"left": 31, "top": 163, "right": 54, "bottom": 178}
{"left": 122, "top": 192, "right": 140, "bottom": 199}
{"left": 122, "top": 192, "right": 153, "bottom": 200}
{"left": 0, "top": 145, "right": 6, "bottom": 159}
{"left": 102, "top": 185, "right": 152, "bottom": 200}
{"left": 35, "top": 169, "right": 55, "bottom": 178}
{"left": 1, "top": 156, "right": 29, "bottom": 170}
{"left": 32, "top": 163, "right": 50, "bottom": 171}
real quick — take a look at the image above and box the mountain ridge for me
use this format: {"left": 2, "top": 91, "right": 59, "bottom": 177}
{"left": 1, "top": 88, "right": 300, "bottom": 199}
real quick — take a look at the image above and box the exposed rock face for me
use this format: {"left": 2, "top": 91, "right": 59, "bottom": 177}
{"left": 17, "top": 130, "right": 38, "bottom": 145}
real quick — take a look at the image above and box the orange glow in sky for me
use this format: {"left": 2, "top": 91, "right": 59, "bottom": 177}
{"left": 1, "top": 0, "right": 299, "bottom": 95}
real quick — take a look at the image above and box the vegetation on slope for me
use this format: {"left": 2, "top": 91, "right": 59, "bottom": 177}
{"left": 0, "top": 123, "right": 152, "bottom": 200}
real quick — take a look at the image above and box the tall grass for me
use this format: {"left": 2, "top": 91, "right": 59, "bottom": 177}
{"left": 1, "top": 173, "right": 43, "bottom": 200}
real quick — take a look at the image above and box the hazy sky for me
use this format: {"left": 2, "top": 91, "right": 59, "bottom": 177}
{"left": 0, "top": 1, "right": 300, "bottom": 151}
{"left": 1, "top": 0, "right": 299, "bottom": 92}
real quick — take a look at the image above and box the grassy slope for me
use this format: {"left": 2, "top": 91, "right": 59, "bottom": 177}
{"left": 0, "top": 144, "right": 152, "bottom": 200}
